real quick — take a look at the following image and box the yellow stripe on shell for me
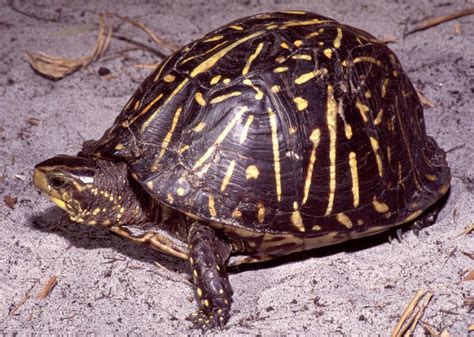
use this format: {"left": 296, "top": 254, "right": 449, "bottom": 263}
{"left": 242, "top": 42, "right": 264, "bottom": 76}
{"left": 209, "top": 91, "right": 242, "bottom": 104}
{"left": 190, "top": 31, "right": 264, "bottom": 78}
{"left": 302, "top": 128, "right": 321, "bottom": 205}
{"left": 325, "top": 84, "right": 337, "bottom": 216}
{"left": 192, "top": 106, "right": 248, "bottom": 170}
{"left": 220, "top": 160, "right": 236, "bottom": 192}
{"left": 268, "top": 108, "right": 282, "bottom": 202}
{"left": 349, "top": 152, "right": 359, "bottom": 208}
{"left": 140, "top": 79, "right": 188, "bottom": 131}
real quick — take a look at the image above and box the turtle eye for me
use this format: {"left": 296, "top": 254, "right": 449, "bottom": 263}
{"left": 48, "top": 176, "right": 70, "bottom": 189}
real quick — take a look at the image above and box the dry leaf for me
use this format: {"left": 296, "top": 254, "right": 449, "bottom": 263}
{"left": 26, "top": 14, "right": 112, "bottom": 80}
{"left": 453, "top": 22, "right": 461, "bottom": 34}
{"left": 26, "top": 117, "right": 40, "bottom": 126}
{"left": 4, "top": 195, "right": 17, "bottom": 209}
{"left": 416, "top": 88, "right": 435, "bottom": 107}
{"left": 463, "top": 270, "right": 474, "bottom": 282}
{"left": 420, "top": 322, "right": 440, "bottom": 336}
{"left": 36, "top": 275, "right": 58, "bottom": 299}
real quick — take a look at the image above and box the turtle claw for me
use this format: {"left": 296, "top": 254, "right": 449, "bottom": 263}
{"left": 187, "top": 308, "right": 229, "bottom": 330}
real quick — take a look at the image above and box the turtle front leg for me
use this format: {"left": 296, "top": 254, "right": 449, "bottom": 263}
{"left": 187, "top": 221, "right": 233, "bottom": 330}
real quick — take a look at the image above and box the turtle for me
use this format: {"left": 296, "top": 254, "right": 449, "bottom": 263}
{"left": 33, "top": 10, "right": 451, "bottom": 330}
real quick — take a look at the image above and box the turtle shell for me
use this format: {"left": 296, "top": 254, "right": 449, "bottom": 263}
{"left": 85, "top": 11, "right": 450, "bottom": 252}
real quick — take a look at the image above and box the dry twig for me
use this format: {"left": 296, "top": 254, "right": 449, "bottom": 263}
{"left": 406, "top": 8, "right": 474, "bottom": 36}
{"left": 416, "top": 88, "right": 435, "bottom": 107}
{"left": 26, "top": 14, "right": 113, "bottom": 80}
{"left": 106, "top": 13, "right": 179, "bottom": 52}
{"left": 391, "top": 289, "right": 433, "bottom": 337}
{"left": 36, "top": 275, "right": 58, "bottom": 299}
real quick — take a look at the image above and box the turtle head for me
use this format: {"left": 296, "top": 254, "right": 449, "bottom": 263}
{"left": 33, "top": 155, "right": 144, "bottom": 225}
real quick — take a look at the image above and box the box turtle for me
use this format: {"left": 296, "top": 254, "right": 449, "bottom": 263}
{"left": 33, "top": 11, "right": 450, "bottom": 329}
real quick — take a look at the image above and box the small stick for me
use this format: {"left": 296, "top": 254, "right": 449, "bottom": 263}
{"left": 154, "top": 261, "right": 193, "bottom": 287}
{"left": 9, "top": 293, "right": 31, "bottom": 315}
{"left": 403, "top": 291, "right": 433, "bottom": 336}
{"left": 36, "top": 275, "right": 58, "bottom": 299}
{"left": 406, "top": 8, "right": 474, "bottom": 36}
{"left": 107, "top": 13, "right": 179, "bottom": 52}
{"left": 391, "top": 289, "right": 427, "bottom": 337}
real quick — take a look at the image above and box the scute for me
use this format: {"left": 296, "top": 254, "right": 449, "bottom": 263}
{"left": 84, "top": 11, "right": 450, "bottom": 238}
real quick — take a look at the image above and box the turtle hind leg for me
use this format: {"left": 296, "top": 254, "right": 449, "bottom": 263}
{"left": 411, "top": 205, "right": 440, "bottom": 236}
{"left": 187, "top": 222, "right": 233, "bottom": 330}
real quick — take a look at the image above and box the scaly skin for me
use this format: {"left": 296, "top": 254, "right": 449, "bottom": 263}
{"left": 187, "top": 222, "right": 233, "bottom": 329}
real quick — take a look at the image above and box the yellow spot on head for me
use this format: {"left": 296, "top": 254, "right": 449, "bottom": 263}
{"left": 246, "top": 165, "right": 259, "bottom": 180}
{"left": 271, "top": 85, "right": 281, "bottom": 93}
{"left": 266, "top": 24, "right": 278, "bottom": 30}
{"left": 223, "top": 78, "right": 231, "bottom": 84}
{"left": 114, "top": 143, "right": 124, "bottom": 150}
{"left": 229, "top": 25, "right": 243, "bottom": 30}
{"left": 280, "top": 42, "right": 289, "bottom": 49}
{"left": 293, "top": 97, "right": 308, "bottom": 111}
{"left": 197, "top": 287, "right": 203, "bottom": 297}
{"left": 177, "top": 187, "right": 185, "bottom": 196}
{"left": 92, "top": 208, "right": 101, "bottom": 215}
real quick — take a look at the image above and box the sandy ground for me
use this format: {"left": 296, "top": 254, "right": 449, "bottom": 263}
{"left": 0, "top": 0, "right": 473, "bottom": 335}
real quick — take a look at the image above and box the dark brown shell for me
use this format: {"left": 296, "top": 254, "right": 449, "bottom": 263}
{"left": 85, "top": 11, "right": 450, "bottom": 241}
